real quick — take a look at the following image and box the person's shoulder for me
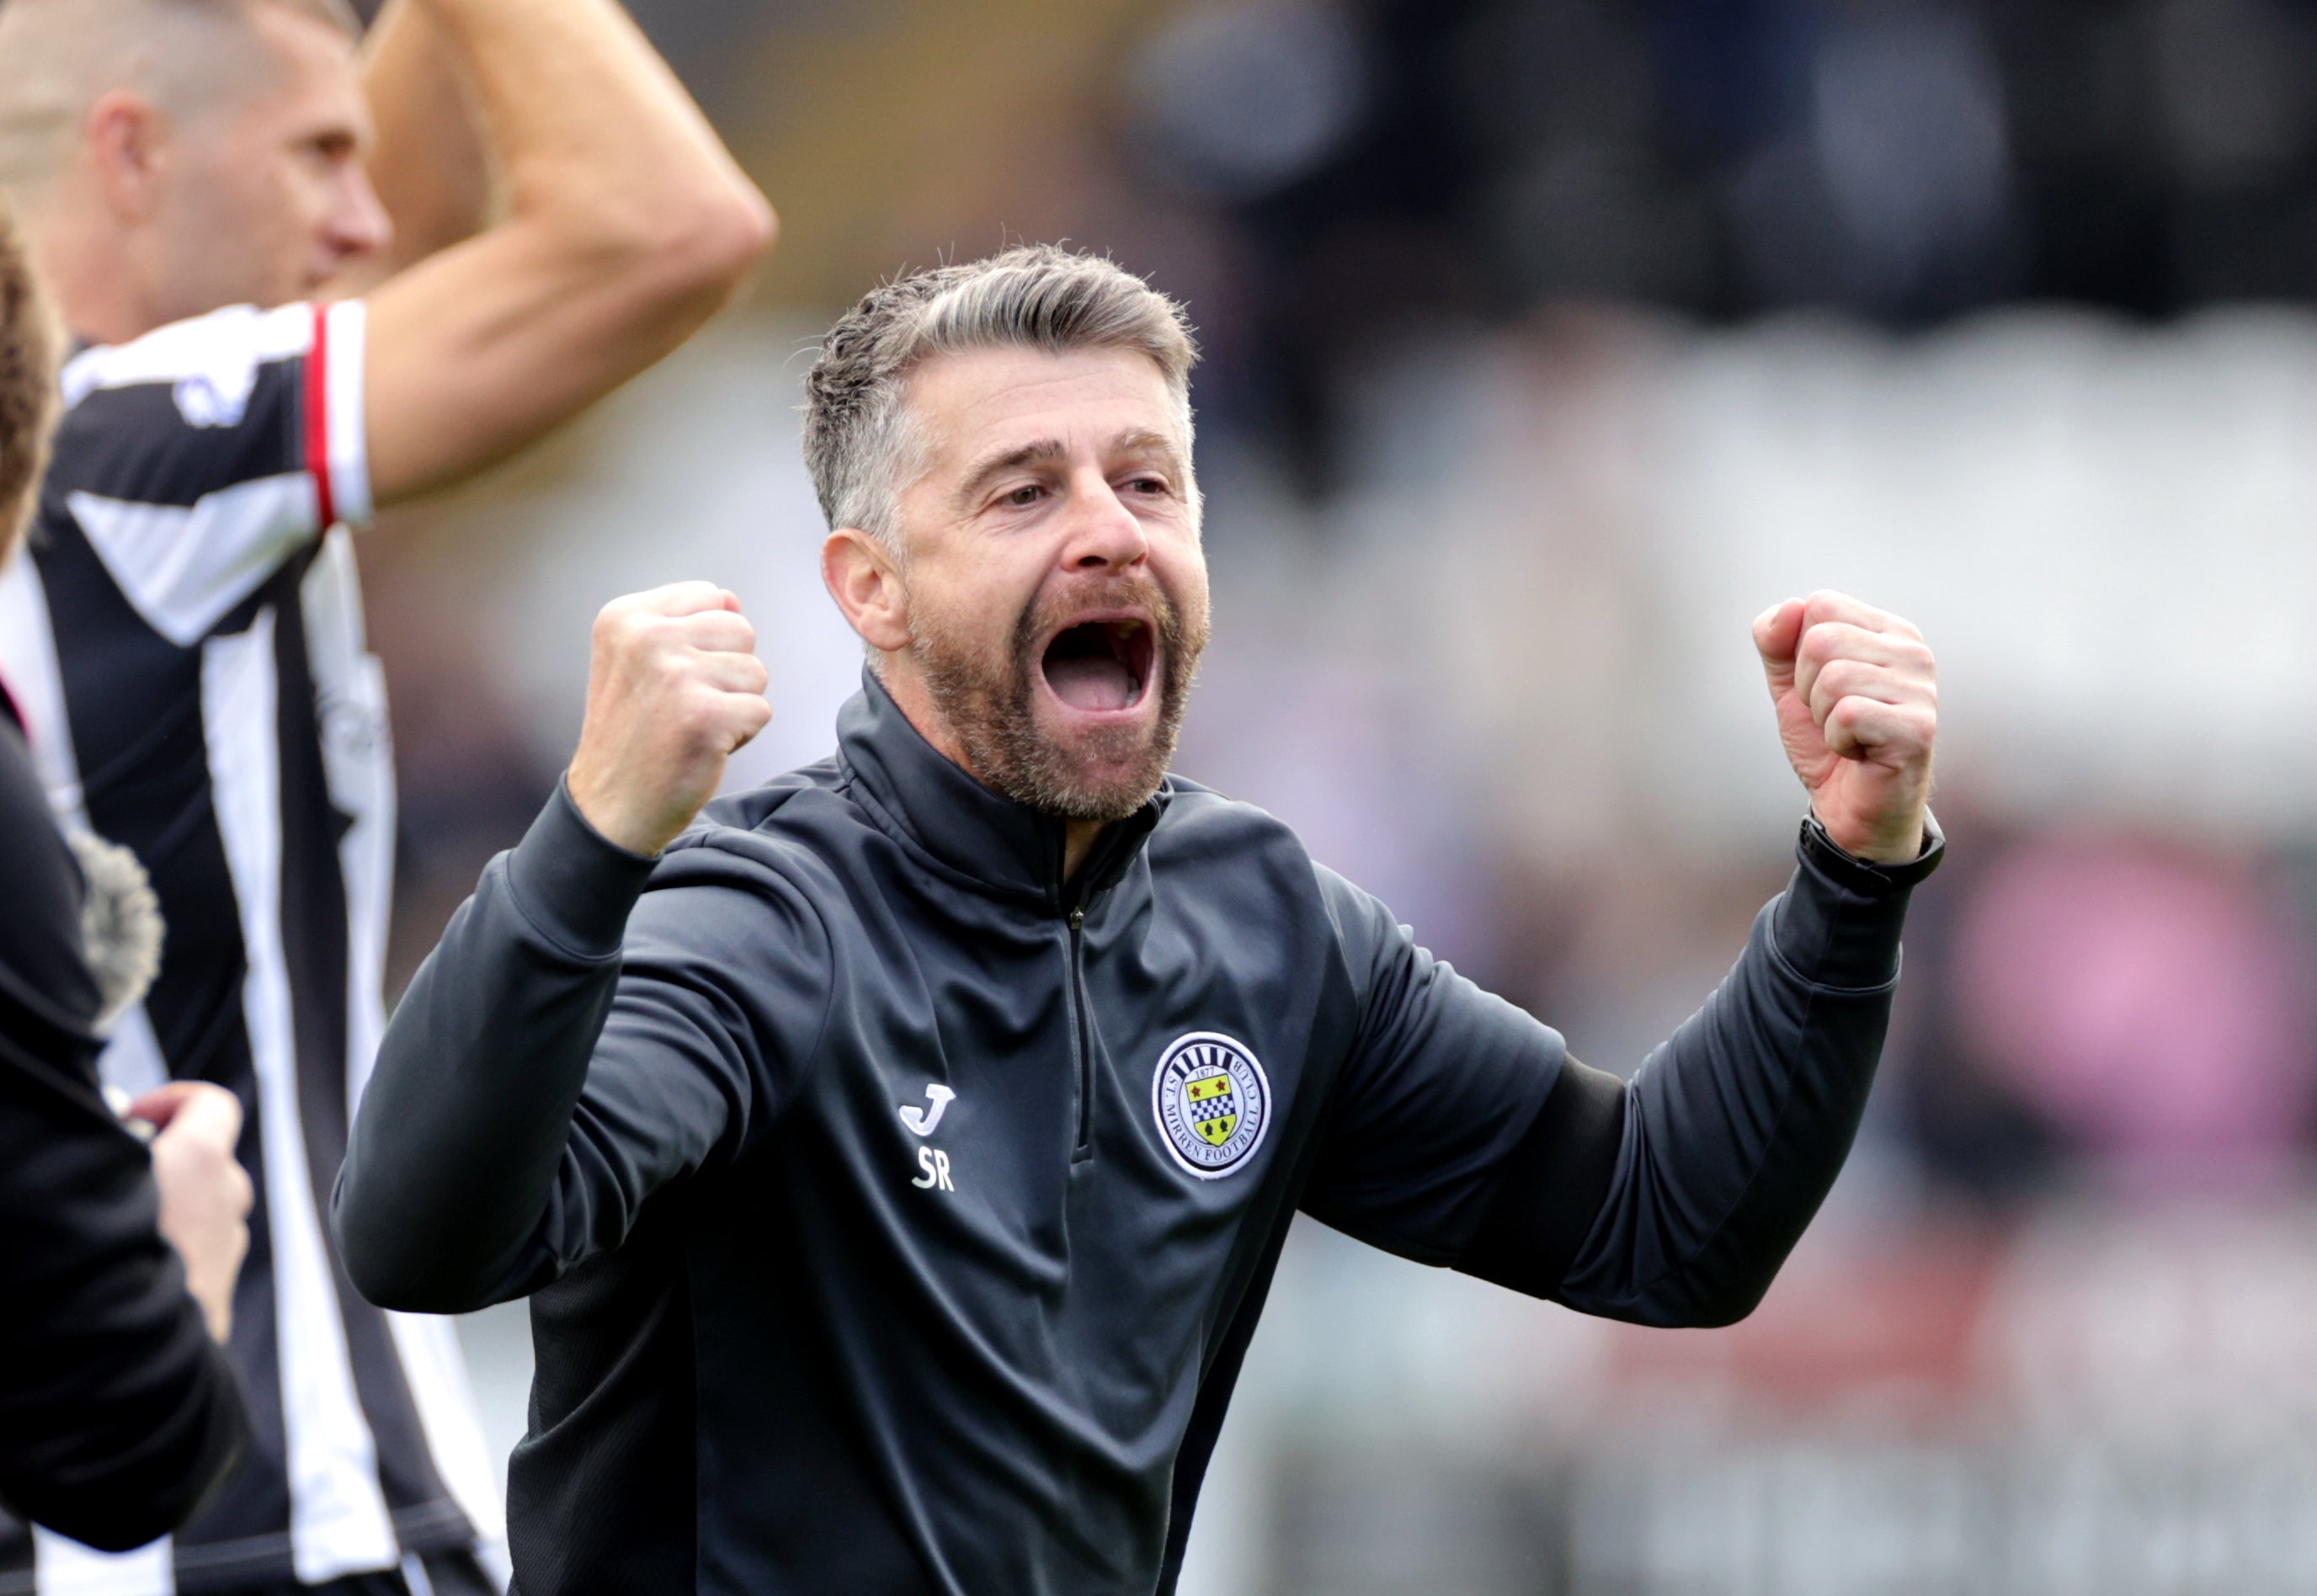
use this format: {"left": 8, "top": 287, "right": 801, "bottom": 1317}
{"left": 45, "top": 302, "right": 333, "bottom": 515}
{"left": 647, "top": 758, "right": 856, "bottom": 895}
{"left": 1153, "top": 774, "right": 1305, "bottom": 850}
{"left": 1148, "top": 774, "right": 1339, "bottom": 900}
{"left": 1158, "top": 776, "right": 1405, "bottom": 938}
{"left": 60, "top": 302, "right": 317, "bottom": 418}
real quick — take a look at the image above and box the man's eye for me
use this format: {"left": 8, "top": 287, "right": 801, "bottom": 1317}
{"left": 1127, "top": 476, "right": 1167, "bottom": 495}
{"left": 1004, "top": 484, "right": 1043, "bottom": 507}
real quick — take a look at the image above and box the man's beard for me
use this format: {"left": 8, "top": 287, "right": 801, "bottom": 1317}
{"left": 908, "top": 574, "right": 1208, "bottom": 823}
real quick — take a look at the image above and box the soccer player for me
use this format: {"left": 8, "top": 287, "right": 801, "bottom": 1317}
{"left": 336, "top": 246, "right": 1942, "bottom": 1593}
{"left": 1, "top": 195, "right": 256, "bottom": 1561}
{"left": 0, "top": 0, "right": 770, "bottom": 1590}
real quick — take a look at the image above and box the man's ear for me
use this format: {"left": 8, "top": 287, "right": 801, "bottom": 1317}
{"left": 821, "top": 528, "right": 912, "bottom": 655}
{"left": 83, "top": 90, "right": 168, "bottom": 223}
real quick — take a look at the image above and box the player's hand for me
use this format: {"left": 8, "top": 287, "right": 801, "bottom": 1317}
{"left": 567, "top": 583, "right": 772, "bottom": 856}
{"left": 1752, "top": 590, "right": 1936, "bottom": 864}
{"left": 130, "top": 1083, "right": 253, "bottom": 1345}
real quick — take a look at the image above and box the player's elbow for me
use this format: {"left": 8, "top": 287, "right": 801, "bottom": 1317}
{"left": 329, "top": 1177, "right": 490, "bottom": 1316}
{"left": 1586, "top": 1264, "right": 1776, "bottom": 1331}
{"left": 1644, "top": 1273, "right": 1772, "bottom": 1330}
{"left": 693, "top": 184, "right": 778, "bottom": 290}
{"left": 604, "top": 181, "right": 776, "bottom": 321}
{"left": 1671, "top": 1289, "right": 1766, "bottom": 1331}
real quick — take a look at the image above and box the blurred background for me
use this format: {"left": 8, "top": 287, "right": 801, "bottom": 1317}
{"left": 354, "top": 0, "right": 2317, "bottom": 1589}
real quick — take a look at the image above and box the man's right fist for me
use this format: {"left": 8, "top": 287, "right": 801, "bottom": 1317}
{"left": 567, "top": 583, "right": 773, "bottom": 856}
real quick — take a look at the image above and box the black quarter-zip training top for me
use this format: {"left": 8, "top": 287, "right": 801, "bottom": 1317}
{"left": 333, "top": 673, "right": 1940, "bottom": 1595}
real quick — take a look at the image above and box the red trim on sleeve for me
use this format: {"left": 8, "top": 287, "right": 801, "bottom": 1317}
{"left": 305, "top": 303, "right": 335, "bottom": 529}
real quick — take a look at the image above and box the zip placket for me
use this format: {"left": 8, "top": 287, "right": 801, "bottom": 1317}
{"left": 1064, "top": 902, "right": 1095, "bottom": 1161}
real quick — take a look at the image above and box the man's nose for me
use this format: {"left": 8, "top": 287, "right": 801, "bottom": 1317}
{"left": 1063, "top": 475, "right": 1151, "bottom": 571}
{"left": 331, "top": 167, "right": 394, "bottom": 259}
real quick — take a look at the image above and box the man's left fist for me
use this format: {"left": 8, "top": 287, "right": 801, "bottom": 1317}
{"left": 1752, "top": 590, "right": 1936, "bottom": 864}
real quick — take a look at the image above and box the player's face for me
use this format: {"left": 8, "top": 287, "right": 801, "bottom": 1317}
{"left": 148, "top": 8, "right": 389, "bottom": 321}
{"left": 890, "top": 345, "right": 1210, "bottom": 822}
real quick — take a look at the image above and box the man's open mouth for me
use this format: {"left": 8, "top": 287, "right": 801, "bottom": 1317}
{"left": 1039, "top": 615, "right": 1156, "bottom": 715}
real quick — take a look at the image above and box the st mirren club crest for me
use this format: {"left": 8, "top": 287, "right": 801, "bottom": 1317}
{"left": 1152, "top": 1032, "right": 1270, "bottom": 1179}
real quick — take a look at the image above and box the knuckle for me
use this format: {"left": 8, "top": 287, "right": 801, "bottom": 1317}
{"left": 1815, "top": 658, "right": 1865, "bottom": 696}
{"left": 677, "top": 686, "right": 722, "bottom": 733}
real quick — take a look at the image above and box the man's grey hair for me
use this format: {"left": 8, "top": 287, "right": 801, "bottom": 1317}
{"left": 0, "top": 0, "right": 361, "bottom": 197}
{"left": 803, "top": 244, "right": 1200, "bottom": 552}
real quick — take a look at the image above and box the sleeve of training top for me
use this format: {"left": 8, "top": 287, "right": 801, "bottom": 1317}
{"left": 45, "top": 301, "right": 370, "bottom": 648}
{"left": 333, "top": 782, "right": 834, "bottom": 1314}
{"left": 0, "top": 728, "right": 248, "bottom": 1550}
{"left": 1308, "top": 819, "right": 1940, "bottom": 1328}
{"left": 1297, "top": 867, "right": 1571, "bottom": 1265}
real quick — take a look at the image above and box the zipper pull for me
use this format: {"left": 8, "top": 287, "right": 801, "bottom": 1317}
{"left": 1068, "top": 906, "right": 1085, "bottom": 930}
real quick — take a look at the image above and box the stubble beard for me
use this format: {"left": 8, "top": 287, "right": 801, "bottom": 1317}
{"left": 908, "top": 575, "right": 1208, "bottom": 823}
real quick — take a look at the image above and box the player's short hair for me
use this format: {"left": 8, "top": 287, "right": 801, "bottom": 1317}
{"left": 0, "top": 0, "right": 361, "bottom": 197}
{"left": 0, "top": 197, "right": 57, "bottom": 569}
{"left": 803, "top": 245, "right": 1201, "bottom": 553}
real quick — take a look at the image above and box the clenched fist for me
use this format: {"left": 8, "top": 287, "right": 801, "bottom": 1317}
{"left": 567, "top": 583, "right": 773, "bottom": 856}
{"left": 1753, "top": 590, "right": 1936, "bottom": 864}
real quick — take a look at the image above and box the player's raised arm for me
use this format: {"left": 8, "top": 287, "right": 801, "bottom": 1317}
{"left": 360, "top": 0, "right": 774, "bottom": 505}
{"left": 337, "top": 0, "right": 490, "bottom": 291}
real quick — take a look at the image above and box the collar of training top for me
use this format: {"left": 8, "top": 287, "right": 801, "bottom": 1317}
{"left": 834, "top": 669, "right": 1168, "bottom": 910}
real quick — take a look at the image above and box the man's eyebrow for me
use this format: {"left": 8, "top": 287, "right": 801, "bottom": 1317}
{"left": 956, "top": 438, "right": 1066, "bottom": 507}
{"left": 1111, "top": 428, "right": 1185, "bottom": 466}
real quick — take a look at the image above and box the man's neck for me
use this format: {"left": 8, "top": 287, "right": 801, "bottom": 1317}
{"left": 1062, "top": 820, "right": 1104, "bottom": 885}
{"left": 29, "top": 202, "right": 159, "bottom": 348}
{"left": 876, "top": 659, "right": 1110, "bottom": 884}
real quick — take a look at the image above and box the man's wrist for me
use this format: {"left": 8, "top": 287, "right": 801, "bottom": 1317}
{"left": 1771, "top": 811, "right": 1944, "bottom": 990}
{"left": 503, "top": 778, "right": 660, "bottom": 960}
{"left": 1799, "top": 810, "right": 1945, "bottom": 898}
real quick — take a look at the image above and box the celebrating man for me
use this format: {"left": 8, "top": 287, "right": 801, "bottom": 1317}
{"left": 0, "top": 0, "right": 770, "bottom": 1590}
{"left": 337, "top": 246, "right": 1941, "bottom": 1594}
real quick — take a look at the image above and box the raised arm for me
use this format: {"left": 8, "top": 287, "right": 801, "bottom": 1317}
{"left": 1457, "top": 591, "right": 1941, "bottom": 1323}
{"left": 1457, "top": 820, "right": 1941, "bottom": 1325}
{"left": 1302, "top": 592, "right": 1940, "bottom": 1325}
{"left": 338, "top": 0, "right": 491, "bottom": 291}
{"left": 334, "top": 584, "right": 788, "bottom": 1310}
{"left": 360, "top": 0, "right": 774, "bottom": 505}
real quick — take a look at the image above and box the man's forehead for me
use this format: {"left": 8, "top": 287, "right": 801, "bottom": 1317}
{"left": 242, "top": 1, "right": 366, "bottom": 113}
{"left": 914, "top": 345, "right": 1174, "bottom": 429}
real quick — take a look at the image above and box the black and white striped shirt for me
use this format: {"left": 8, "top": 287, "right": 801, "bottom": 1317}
{"left": 0, "top": 302, "right": 503, "bottom": 1594}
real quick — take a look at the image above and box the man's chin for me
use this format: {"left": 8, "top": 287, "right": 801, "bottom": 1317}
{"left": 1026, "top": 712, "right": 1170, "bottom": 820}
